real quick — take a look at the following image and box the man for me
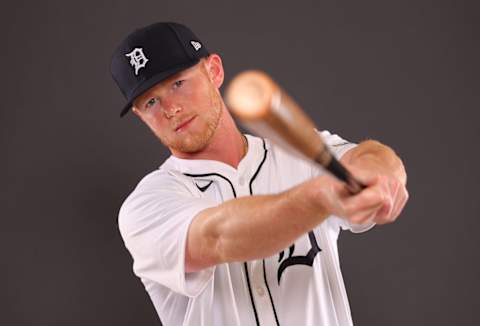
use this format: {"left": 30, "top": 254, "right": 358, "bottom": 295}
{"left": 110, "top": 22, "right": 409, "bottom": 326}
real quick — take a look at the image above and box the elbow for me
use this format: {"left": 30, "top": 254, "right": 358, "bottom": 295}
{"left": 185, "top": 208, "right": 224, "bottom": 273}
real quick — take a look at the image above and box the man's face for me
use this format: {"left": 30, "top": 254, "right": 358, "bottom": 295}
{"left": 132, "top": 56, "right": 224, "bottom": 153}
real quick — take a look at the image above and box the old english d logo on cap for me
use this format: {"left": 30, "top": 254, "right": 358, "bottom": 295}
{"left": 125, "top": 48, "right": 149, "bottom": 75}
{"left": 110, "top": 22, "right": 210, "bottom": 117}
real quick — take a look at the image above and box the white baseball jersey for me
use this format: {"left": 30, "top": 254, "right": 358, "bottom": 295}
{"left": 118, "top": 130, "right": 375, "bottom": 326}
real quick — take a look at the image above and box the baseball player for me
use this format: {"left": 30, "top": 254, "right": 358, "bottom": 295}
{"left": 110, "top": 22, "right": 409, "bottom": 326}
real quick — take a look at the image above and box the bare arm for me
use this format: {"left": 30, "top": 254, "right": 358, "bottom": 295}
{"left": 185, "top": 181, "right": 331, "bottom": 272}
{"left": 186, "top": 140, "right": 409, "bottom": 273}
{"left": 341, "top": 139, "right": 407, "bottom": 186}
{"left": 340, "top": 139, "right": 409, "bottom": 224}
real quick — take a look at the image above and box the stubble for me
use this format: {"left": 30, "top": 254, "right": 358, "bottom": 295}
{"left": 163, "top": 88, "right": 223, "bottom": 153}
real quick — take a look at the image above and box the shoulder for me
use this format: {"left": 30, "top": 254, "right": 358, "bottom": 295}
{"left": 121, "top": 167, "right": 199, "bottom": 207}
{"left": 135, "top": 168, "right": 193, "bottom": 193}
{"left": 118, "top": 168, "right": 198, "bottom": 232}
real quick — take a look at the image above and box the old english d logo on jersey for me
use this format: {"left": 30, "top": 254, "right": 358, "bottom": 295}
{"left": 125, "top": 47, "right": 149, "bottom": 75}
{"left": 118, "top": 133, "right": 362, "bottom": 326}
{"left": 277, "top": 231, "right": 322, "bottom": 284}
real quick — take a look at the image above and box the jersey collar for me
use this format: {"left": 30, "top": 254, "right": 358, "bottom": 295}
{"left": 161, "top": 134, "right": 268, "bottom": 179}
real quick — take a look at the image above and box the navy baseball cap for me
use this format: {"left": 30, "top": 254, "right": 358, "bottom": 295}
{"left": 110, "top": 22, "right": 210, "bottom": 117}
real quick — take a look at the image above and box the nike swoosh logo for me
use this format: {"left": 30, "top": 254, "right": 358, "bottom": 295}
{"left": 195, "top": 180, "right": 213, "bottom": 192}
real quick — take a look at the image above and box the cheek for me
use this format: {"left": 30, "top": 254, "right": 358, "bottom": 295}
{"left": 185, "top": 78, "right": 215, "bottom": 108}
{"left": 144, "top": 113, "right": 168, "bottom": 137}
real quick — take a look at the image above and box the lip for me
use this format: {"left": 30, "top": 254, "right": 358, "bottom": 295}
{"left": 175, "top": 115, "right": 196, "bottom": 132}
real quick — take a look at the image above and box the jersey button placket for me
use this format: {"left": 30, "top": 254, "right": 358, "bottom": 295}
{"left": 238, "top": 175, "right": 246, "bottom": 186}
{"left": 255, "top": 285, "right": 265, "bottom": 297}
{"left": 235, "top": 173, "right": 250, "bottom": 197}
{"left": 249, "top": 261, "right": 277, "bottom": 326}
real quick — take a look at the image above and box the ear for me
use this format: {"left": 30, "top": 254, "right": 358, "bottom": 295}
{"left": 205, "top": 54, "right": 224, "bottom": 88}
{"left": 132, "top": 106, "right": 139, "bottom": 116}
{"left": 132, "top": 106, "right": 145, "bottom": 122}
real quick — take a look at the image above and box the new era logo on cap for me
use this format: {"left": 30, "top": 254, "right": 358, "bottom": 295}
{"left": 190, "top": 40, "right": 202, "bottom": 51}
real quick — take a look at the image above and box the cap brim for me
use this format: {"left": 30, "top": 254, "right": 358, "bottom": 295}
{"left": 119, "top": 59, "right": 200, "bottom": 117}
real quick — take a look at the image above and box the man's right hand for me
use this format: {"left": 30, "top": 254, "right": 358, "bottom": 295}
{"left": 186, "top": 162, "right": 408, "bottom": 272}
{"left": 306, "top": 166, "right": 409, "bottom": 226}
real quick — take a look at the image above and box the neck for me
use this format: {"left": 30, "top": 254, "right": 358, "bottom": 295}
{"left": 170, "top": 106, "right": 246, "bottom": 169}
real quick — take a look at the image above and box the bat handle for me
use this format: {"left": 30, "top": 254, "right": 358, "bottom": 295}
{"left": 324, "top": 156, "right": 366, "bottom": 195}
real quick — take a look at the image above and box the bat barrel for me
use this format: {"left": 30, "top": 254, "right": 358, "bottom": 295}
{"left": 226, "top": 70, "right": 327, "bottom": 161}
{"left": 225, "top": 70, "right": 365, "bottom": 194}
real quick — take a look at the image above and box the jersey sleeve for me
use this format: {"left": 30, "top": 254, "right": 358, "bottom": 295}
{"left": 314, "top": 130, "right": 376, "bottom": 234}
{"left": 317, "top": 129, "right": 358, "bottom": 160}
{"left": 118, "top": 171, "right": 218, "bottom": 298}
{"left": 332, "top": 216, "right": 376, "bottom": 234}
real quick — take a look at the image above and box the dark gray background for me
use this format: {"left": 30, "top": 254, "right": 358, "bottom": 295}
{"left": 2, "top": 0, "right": 479, "bottom": 325}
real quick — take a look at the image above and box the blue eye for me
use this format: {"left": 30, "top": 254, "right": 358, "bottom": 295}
{"left": 174, "top": 80, "right": 185, "bottom": 88}
{"left": 146, "top": 98, "right": 158, "bottom": 108}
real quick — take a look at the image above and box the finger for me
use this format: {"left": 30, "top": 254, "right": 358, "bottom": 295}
{"left": 349, "top": 204, "right": 383, "bottom": 224}
{"left": 345, "top": 191, "right": 385, "bottom": 224}
{"left": 344, "top": 165, "right": 380, "bottom": 187}
{"left": 343, "top": 183, "right": 384, "bottom": 214}
{"left": 377, "top": 178, "right": 399, "bottom": 221}
{"left": 386, "top": 180, "right": 401, "bottom": 220}
{"left": 390, "top": 185, "right": 409, "bottom": 220}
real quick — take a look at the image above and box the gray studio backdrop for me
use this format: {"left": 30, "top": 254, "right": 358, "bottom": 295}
{"left": 2, "top": 0, "right": 479, "bottom": 325}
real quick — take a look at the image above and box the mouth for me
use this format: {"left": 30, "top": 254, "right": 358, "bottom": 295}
{"left": 175, "top": 115, "right": 196, "bottom": 132}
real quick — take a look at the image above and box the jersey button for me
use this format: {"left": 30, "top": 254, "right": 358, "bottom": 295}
{"left": 256, "top": 286, "right": 265, "bottom": 297}
{"left": 238, "top": 176, "right": 246, "bottom": 186}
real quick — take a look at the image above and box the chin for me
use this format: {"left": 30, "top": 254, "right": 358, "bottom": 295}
{"left": 166, "top": 132, "right": 210, "bottom": 153}
{"left": 179, "top": 140, "right": 207, "bottom": 153}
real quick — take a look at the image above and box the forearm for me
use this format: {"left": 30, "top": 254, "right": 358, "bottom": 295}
{"left": 187, "top": 142, "right": 408, "bottom": 272}
{"left": 186, "top": 182, "right": 329, "bottom": 271}
{"left": 342, "top": 140, "right": 407, "bottom": 185}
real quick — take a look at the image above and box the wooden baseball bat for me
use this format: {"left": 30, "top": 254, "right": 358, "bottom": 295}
{"left": 224, "top": 70, "right": 365, "bottom": 194}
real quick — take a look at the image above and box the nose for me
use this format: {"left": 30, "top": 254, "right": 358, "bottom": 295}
{"left": 162, "top": 97, "right": 182, "bottom": 119}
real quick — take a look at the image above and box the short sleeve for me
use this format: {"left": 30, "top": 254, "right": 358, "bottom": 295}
{"left": 316, "top": 129, "right": 358, "bottom": 160}
{"left": 314, "top": 130, "right": 376, "bottom": 234}
{"left": 118, "top": 171, "right": 218, "bottom": 297}
{"left": 332, "top": 216, "right": 376, "bottom": 234}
